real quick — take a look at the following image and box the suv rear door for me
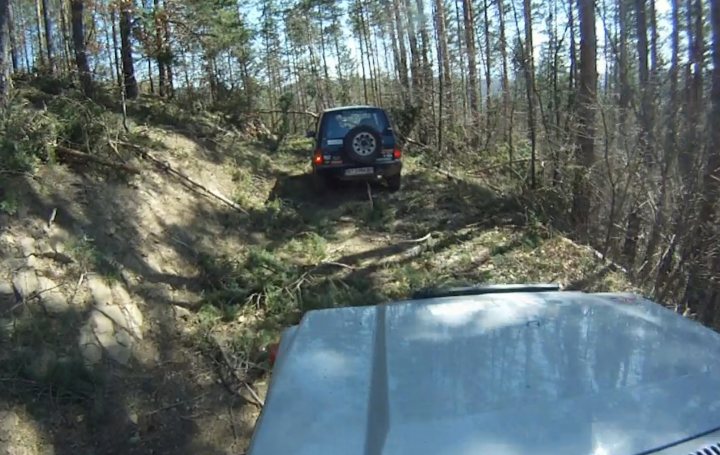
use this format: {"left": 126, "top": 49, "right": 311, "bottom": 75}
{"left": 316, "top": 108, "right": 396, "bottom": 163}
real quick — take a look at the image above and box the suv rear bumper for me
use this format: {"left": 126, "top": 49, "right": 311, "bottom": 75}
{"left": 313, "top": 161, "right": 402, "bottom": 181}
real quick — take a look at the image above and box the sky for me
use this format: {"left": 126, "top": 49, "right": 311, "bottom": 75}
{"left": 242, "top": 0, "right": 675, "bottom": 84}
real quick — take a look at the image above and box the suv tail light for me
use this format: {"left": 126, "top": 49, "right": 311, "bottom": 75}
{"left": 393, "top": 148, "right": 402, "bottom": 159}
{"left": 313, "top": 150, "right": 324, "bottom": 165}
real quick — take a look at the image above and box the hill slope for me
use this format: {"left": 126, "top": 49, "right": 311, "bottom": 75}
{"left": 0, "top": 93, "right": 632, "bottom": 454}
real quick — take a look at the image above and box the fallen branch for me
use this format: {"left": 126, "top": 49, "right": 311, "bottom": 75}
{"left": 436, "top": 168, "right": 462, "bottom": 180}
{"left": 320, "top": 261, "right": 355, "bottom": 270}
{"left": 405, "top": 137, "right": 428, "bottom": 148}
{"left": 55, "top": 145, "right": 140, "bottom": 174}
{"left": 247, "top": 109, "right": 319, "bottom": 118}
{"left": 468, "top": 158, "right": 533, "bottom": 175}
{"left": 399, "top": 233, "right": 433, "bottom": 244}
{"left": 209, "top": 334, "right": 264, "bottom": 408}
{"left": 115, "top": 141, "right": 248, "bottom": 214}
{"left": 366, "top": 182, "right": 374, "bottom": 210}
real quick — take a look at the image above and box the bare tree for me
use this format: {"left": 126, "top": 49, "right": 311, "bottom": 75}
{"left": 70, "top": 0, "right": 92, "bottom": 97}
{"left": 119, "top": 0, "right": 138, "bottom": 99}
{"left": 572, "top": 0, "right": 597, "bottom": 236}
{"left": 0, "top": 0, "right": 9, "bottom": 102}
{"left": 462, "top": 0, "right": 479, "bottom": 120}
{"left": 41, "top": 0, "right": 54, "bottom": 71}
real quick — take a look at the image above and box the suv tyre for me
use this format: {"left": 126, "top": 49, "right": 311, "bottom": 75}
{"left": 342, "top": 125, "right": 382, "bottom": 165}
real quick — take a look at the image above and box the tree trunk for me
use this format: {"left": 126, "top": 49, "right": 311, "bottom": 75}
{"left": 483, "top": 0, "right": 492, "bottom": 138}
{"left": 498, "top": 0, "right": 511, "bottom": 146}
{"left": 0, "top": 0, "right": 9, "bottom": 102}
{"left": 119, "top": 3, "right": 138, "bottom": 99}
{"left": 391, "top": 0, "right": 409, "bottom": 92}
{"left": 41, "top": 0, "right": 54, "bottom": 72}
{"left": 455, "top": 0, "right": 468, "bottom": 123}
{"left": 6, "top": 0, "right": 15, "bottom": 73}
{"left": 402, "top": 0, "right": 421, "bottom": 97}
{"left": 415, "top": 0, "right": 432, "bottom": 93}
{"left": 679, "top": 0, "right": 704, "bottom": 181}
{"left": 635, "top": 0, "right": 652, "bottom": 166}
{"left": 523, "top": 0, "right": 537, "bottom": 188}
{"left": 162, "top": 0, "right": 173, "bottom": 97}
{"left": 622, "top": 206, "right": 641, "bottom": 269}
{"left": 148, "top": 58, "right": 154, "bottom": 94}
{"left": 618, "top": 0, "right": 630, "bottom": 108}
{"left": 651, "top": 0, "right": 681, "bottom": 289}
{"left": 35, "top": 0, "right": 45, "bottom": 67}
{"left": 572, "top": 0, "right": 597, "bottom": 236}
{"left": 154, "top": 0, "right": 166, "bottom": 96}
{"left": 566, "top": 0, "right": 578, "bottom": 123}
{"left": 70, "top": 0, "right": 92, "bottom": 97}
{"left": 59, "top": 0, "right": 72, "bottom": 72}
{"left": 462, "top": 0, "right": 479, "bottom": 119}
{"left": 686, "top": 0, "right": 720, "bottom": 321}
{"left": 110, "top": 8, "right": 121, "bottom": 88}
{"left": 434, "top": 0, "right": 452, "bottom": 116}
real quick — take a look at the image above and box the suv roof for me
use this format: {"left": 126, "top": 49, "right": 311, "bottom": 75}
{"left": 248, "top": 289, "right": 720, "bottom": 455}
{"left": 322, "top": 105, "right": 382, "bottom": 113}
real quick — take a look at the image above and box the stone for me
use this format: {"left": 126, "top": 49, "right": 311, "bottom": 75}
{"left": 105, "top": 341, "right": 131, "bottom": 365}
{"left": 87, "top": 310, "right": 134, "bottom": 366}
{"left": 12, "top": 269, "right": 39, "bottom": 301}
{"left": 0, "top": 411, "right": 19, "bottom": 442}
{"left": 115, "top": 329, "right": 133, "bottom": 347}
{"left": 89, "top": 310, "right": 114, "bottom": 335}
{"left": 87, "top": 276, "right": 143, "bottom": 339}
{"left": 37, "top": 277, "right": 69, "bottom": 314}
{"left": 78, "top": 325, "right": 103, "bottom": 365}
{"left": 172, "top": 305, "right": 191, "bottom": 320}
{"left": 84, "top": 276, "right": 143, "bottom": 366}
{"left": 0, "top": 282, "right": 15, "bottom": 308}
{"left": 18, "top": 237, "right": 35, "bottom": 257}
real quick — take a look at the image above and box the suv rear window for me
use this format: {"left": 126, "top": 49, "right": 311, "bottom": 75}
{"left": 321, "top": 109, "right": 390, "bottom": 140}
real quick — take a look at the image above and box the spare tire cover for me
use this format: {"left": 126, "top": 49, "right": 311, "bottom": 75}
{"left": 342, "top": 125, "right": 382, "bottom": 164}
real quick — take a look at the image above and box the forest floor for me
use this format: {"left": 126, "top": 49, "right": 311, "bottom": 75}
{"left": 0, "top": 92, "right": 633, "bottom": 454}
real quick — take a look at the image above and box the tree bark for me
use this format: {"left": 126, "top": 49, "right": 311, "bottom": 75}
{"left": 119, "top": 1, "right": 138, "bottom": 99}
{"left": 59, "top": 0, "right": 72, "bottom": 71}
{"left": 572, "top": 0, "right": 597, "bottom": 237}
{"left": 434, "top": 0, "right": 452, "bottom": 114}
{"left": 391, "top": 0, "right": 409, "bottom": 92}
{"left": 651, "top": 0, "right": 681, "bottom": 290}
{"left": 462, "top": 0, "right": 479, "bottom": 119}
{"left": 402, "top": 0, "right": 421, "bottom": 97}
{"left": 414, "top": 0, "right": 432, "bottom": 92}
{"left": 70, "top": 0, "right": 93, "bottom": 97}
{"left": 154, "top": 0, "right": 166, "bottom": 96}
{"left": 0, "top": 0, "right": 9, "bottom": 102}
{"left": 483, "top": 0, "right": 492, "bottom": 137}
{"left": 5, "top": 0, "right": 15, "bottom": 73}
{"left": 523, "top": 0, "right": 537, "bottom": 188}
{"left": 41, "top": 0, "right": 54, "bottom": 72}
{"left": 498, "top": 0, "right": 511, "bottom": 145}
{"left": 686, "top": 0, "right": 720, "bottom": 322}
{"left": 617, "top": 0, "right": 630, "bottom": 108}
{"left": 110, "top": 7, "right": 121, "bottom": 89}
{"left": 679, "top": 0, "right": 704, "bottom": 181}
{"left": 35, "top": 0, "right": 45, "bottom": 67}
{"left": 636, "top": 0, "right": 654, "bottom": 168}
{"left": 162, "top": 0, "right": 173, "bottom": 96}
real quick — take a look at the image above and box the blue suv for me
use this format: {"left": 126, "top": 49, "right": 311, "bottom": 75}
{"left": 307, "top": 106, "right": 402, "bottom": 192}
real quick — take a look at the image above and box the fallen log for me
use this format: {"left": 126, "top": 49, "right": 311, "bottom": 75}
{"left": 55, "top": 145, "right": 140, "bottom": 174}
{"left": 114, "top": 141, "right": 248, "bottom": 214}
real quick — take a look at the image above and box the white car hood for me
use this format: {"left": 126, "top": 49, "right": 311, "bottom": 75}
{"left": 248, "top": 292, "right": 720, "bottom": 455}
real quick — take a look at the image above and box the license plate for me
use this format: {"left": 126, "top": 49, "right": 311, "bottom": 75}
{"left": 345, "top": 167, "right": 374, "bottom": 176}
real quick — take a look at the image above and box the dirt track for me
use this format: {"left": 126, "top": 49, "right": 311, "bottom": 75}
{"left": 0, "top": 126, "right": 631, "bottom": 454}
